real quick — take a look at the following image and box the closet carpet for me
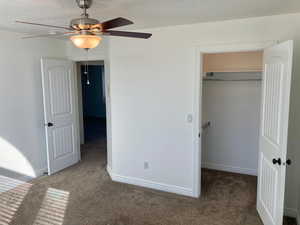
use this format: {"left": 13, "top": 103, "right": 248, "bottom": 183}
{"left": 4, "top": 139, "right": 293, "bottom": 225}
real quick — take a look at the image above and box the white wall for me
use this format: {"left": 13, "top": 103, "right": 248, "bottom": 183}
{"left": 0, "top": 11, "right": 298, "bottom": 215}
{"left": 108, "top": 12, "right": 300, "bottom": 203}
{"left": 202, "top": 73, "right": 262, "bottom": 176}
{"left": 0, "top": 31, "right": 112, "bottom": 181}
{"left": 0, "top": 30, "right": 66, "bottom": 180}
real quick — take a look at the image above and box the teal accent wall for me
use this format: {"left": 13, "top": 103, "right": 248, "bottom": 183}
{"left": 81, "top": 65, "right": 106, "bottom": 118}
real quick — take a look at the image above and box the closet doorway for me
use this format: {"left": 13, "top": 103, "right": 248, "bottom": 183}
{"left": 201, "top": 51, "right": 263, "bottom": 176}
{"left": 195, "top": 41, "right": 293, "bottom": 225}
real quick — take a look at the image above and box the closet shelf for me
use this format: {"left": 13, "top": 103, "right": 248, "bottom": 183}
{"left": 204, "top": 69, "right": 262, "bottom": 73}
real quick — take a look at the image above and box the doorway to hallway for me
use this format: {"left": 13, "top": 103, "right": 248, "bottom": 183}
{"left": 77, "top": 61, "right": 107, "bottom": 149}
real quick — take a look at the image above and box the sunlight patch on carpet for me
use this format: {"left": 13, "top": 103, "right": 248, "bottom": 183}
{"left": 33, "top": 188, "right": 69, "bottom": 225}
{"left": 0, "top": 175, "right": 32, "bottom": 225}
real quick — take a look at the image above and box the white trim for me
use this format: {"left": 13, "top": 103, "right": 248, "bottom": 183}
{"left": 75, "top": 59, "right": 113, "bottom": 169}
{"left": 192, "top": 40, "right": 276, "bottom": 198}
{"left": 75, "top": 62, "right": 85, "bottom": 145}
{"left": 25, "top": 167, "right": 48, "bottom": 181}
{"left": 0, "top": 167, "right": 47, "bottom": 193}
{"left": 192, "top": 48, "right": 202, "bottom": 198}
{"left": 192, "top": 40, "right": 277, "bottom": 52}
{"left": 284, "top": 207, "right": 298, "bottom": 218}
{"left": 75, "top": 60, "right": 106, "bottom": 146}
{"left": 106, "top": 165, "right": 112, "bottom": 176}
{"left": 15, "top": 167, "right": 47, "bottom": 182}
{"left": 13, "top": 174, "right": 33, "bottom": 182}
{"left": 73, "top": 62, "right": 82, "bottom": 162}
{"left": 202, "top": 162, "right": 257, "bottom": 176}
{"left": 297, "top": 211, "right": 300, "bottom": 225}
{"left": 34, "top": 167, "right": 48, "bottom": 177}
{"left": 106, "top": 166, "right": 194, "bottom": 197}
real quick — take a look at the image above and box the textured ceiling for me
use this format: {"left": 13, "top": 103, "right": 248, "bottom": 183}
{"left": 1, "top": 0, "right": 300, "bottom": 34}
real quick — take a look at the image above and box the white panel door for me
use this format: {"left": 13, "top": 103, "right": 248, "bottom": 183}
{"left": 41, "top": 58, "right": 80, "bottom": 175}
{"left": 257, "top": 41, "right": 293, "bottom": 225}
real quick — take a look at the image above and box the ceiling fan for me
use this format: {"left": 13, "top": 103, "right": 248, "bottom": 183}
{"left": 16, "top": 0, "right": 152, "bottom": 49}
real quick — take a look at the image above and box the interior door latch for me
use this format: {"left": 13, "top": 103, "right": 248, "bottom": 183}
{"left": 272, "top": 158, "right": 281, "bottom": 165}
{"left": 45, "top": 122, "right": 54, "bottom": 127}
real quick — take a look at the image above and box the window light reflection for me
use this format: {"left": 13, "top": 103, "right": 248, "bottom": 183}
{"left": 33, "top": 188, "right": 69, "bottom": 225}
{"left": 0, "top": 175, "right": 32, "bottom": 225}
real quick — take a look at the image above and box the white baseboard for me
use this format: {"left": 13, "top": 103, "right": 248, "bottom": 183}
{"left": 18, "top": 167, "right": 47, "bottom": 182}
{"left": 0, "top": 174, "right": 30, "bottom": 194}
{"left": 0, "top": 167, "right": 47, "bottom": 193}
{"left": 106, "top": 166, "right": 112, "bottom": 177}
{"left": 106, "top": 166, "right": 194, "bottom": 197}
{"left": 202, "top": 162, "right": 257, "bottom": 176}
{"left": 35, "top": 167, "right": 48, "bottom": 177}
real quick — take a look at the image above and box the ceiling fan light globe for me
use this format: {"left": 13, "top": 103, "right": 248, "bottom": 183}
{"left": 70, "top": 35, "right": 101, "bottom": 49}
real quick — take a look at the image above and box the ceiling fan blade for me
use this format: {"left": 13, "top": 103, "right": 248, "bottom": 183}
{"left": 22, "top": 32, "right": 76, "bottom": 39}
{"left": 103, "top": 30, "right": 152, "bottom": 39}
{"left": 101, "top": 17, "right": 133, "bottom": 30}
{"left": 16, "top": 20, "right": 73, "bottom": 31}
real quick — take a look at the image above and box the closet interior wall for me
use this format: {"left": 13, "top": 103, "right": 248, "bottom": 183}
{"left": 201, "top": 51, "right": 263, "bottom": 175}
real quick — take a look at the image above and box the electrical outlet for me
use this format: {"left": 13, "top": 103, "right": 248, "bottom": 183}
{"left": 144, "top": 162, "right": 149, "bottom": 169}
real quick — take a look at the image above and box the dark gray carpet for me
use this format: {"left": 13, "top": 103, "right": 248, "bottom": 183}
{"left": 83, "top": 117, "right": 107, "bottom": 142}
{"left": 0, "top": 139, "right": 295, "bottom": 225}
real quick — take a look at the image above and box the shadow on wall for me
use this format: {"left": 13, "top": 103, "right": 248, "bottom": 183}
{"left": 0, "top": 137, "right": 36, "bottom": 179}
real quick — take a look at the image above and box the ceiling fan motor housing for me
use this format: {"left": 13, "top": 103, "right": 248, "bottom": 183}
{"left": 72, "top": 0, "right": 100, "bottom": 31}
{"left": 70, "top": 17, "right": 100, "bottom": 31}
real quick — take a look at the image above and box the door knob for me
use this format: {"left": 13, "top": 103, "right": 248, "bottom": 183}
{"left": 272, "top": 158, "right": 281, "bottom": 165}
{"left": 286, "top": 159, "right": 292, "bottom": 165}
{"left": 47, "top": 122, "right": 54, "bottom": 127}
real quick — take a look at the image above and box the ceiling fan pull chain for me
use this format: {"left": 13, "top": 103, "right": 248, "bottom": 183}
{"left": 85, "top": 49, "right": 90, "bottom": 85}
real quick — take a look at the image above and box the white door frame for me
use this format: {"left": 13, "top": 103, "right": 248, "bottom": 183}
{"left": 75, "top": 60, "right": 105, "bottom": 145}
{"left": 192, "top": 40, "right": 277, "bottom": 197}
{"left": 74, "top": 60, "right": 112, "bottom": 168}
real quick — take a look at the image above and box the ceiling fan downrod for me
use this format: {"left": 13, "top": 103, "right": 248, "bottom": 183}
{"left": 76, "top": 0, "right": 92, "bottom": 17}
{"left": 71, "top": 0, "right": 99, "bottom": 31}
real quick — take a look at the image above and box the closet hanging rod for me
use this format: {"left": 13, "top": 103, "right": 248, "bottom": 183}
{"left": 203, "top": 78, "right": 262, "bottom": 82}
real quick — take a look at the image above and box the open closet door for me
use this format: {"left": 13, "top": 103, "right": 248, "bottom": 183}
{"left": 41, "top": 58, "right": 80, "bottom": 175}
{"left": 257, "top": 41, "right": 293, "bottom": 225}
